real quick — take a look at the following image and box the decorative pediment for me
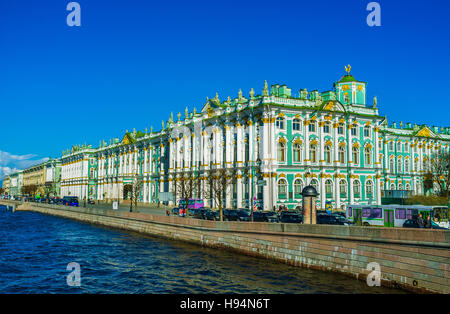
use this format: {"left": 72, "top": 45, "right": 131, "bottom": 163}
{"left": 415, "top": 126, "right": 437, "bottom": 138}
{"left": 121, "top": 133, "right": 136, "bottom": 145}
{"left": 323, "top": 100, "right": 345, "bottom": 112}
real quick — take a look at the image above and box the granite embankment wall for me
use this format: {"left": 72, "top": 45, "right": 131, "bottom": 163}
{"left": 3, "top": 200, "right": 450, "bottom": 294}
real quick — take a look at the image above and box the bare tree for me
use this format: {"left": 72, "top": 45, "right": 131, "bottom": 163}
{"left": 204, "top": 168, "right": 236, "bottom": 221}
{"left": 172, "top": 173, "right": 198, "bottom": 216}
{"left": 130, "top": 174, "right": 143, "bottom": 212}
{"left": 423, "top": 151, "right": 450, "bottom": 197}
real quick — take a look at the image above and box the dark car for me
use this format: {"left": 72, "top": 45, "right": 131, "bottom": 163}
{"left": 236, "top": 209, "right": 251, "bottom": 221}
{"left": 223, "top": 209, "right": 240, "bottom": 221}
{"left": 263, "top": 211, "right": 280, "bottom": 223}
{"left": 62, "top": 196, "right": 79, "bottom": 207}
{"left": 280, "top": 212, "right": 303, "bottom": 223}
{"left": 403, "top": 219, "right": 446, "bottom": 229}
{"left": 171, "top": 207, "right": 179, "bottom": 215}
{"left": 203, "top": 209, "right": 220, "bottom": 221}
{"left": 190, "top": 208, "right": 204, "bottom": 219}
{"left": 251, "top": 211, "right": 266, "bottom": 222}
{"left": 88, "top": 199, "right": 95, "bottom": 205}
{"left": 333, "top": 212, "right": 347, "bottom": 219}
{"left": 317, "top": 214, "right": 351, "bottom": 225}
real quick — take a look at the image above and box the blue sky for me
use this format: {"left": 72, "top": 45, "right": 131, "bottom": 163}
{"left": 1, "top": 0, "right": 449, "bottom": 182}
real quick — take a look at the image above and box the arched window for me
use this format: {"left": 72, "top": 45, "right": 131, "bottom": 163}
{"left": 325, "top": 179, "right": 333, "bottom": 197}
{"left": 324, "top": 145, "right": 332, "bottom": 163}
{"left": 276, "top": 117, "right": 285, "bottom": 129}
{"left": 293, "top": 143, "right": 302, "bottom": 163}
{"left": 366, "top": 180, "right": 373, "bottom": 197}
{"left": 399, "top": 183, "right": 404, "bottom": 190}
{"left": 405, "top": 183, "right": 411, "bottom": 191}
{"left": 390, "top": 183, "right": 396, "bottom": 190}
{"left": 310, "top": 179, "right": 318, "bottom": 191}
{"left": 353, "top": 180, "right": 361, "bottom": 197}
{"left": 278, "top": 179, "right": 287, "bottom": 198}
{"left": 339, "top": 180, "right": 347, "bottom": 195}
{"left": 397, "top": 158, "right": 402, "bottom": 173}
{"left": 364, "top": 147, "right": 371, "bottom": 165}
{"left": 352, "top": 146, "right": 359, "bottom": 165}
{"left": 310, "top": 144, "right": 317, "bottom": 163}
{"left": 293, "top": 119, "right": 301, "bottom": 131}
{"left": 338, "top": 145, "right": 345, "bottom": 164}
{"left": 277, "top": 141, "right": 286, "bottom": 162}
{"left": 294, "top": 179, "right": 303, "bottom": 197}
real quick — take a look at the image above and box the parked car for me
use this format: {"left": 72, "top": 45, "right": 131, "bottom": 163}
{"left": 62, "top": 196, "right": 79, "bottom": 207}
{"left": 236, "top": 209, "right": 251, "bottom": 221}
{"left": 317, "top": 214, "right": 351, "bottom": 225}
{"left": 263, "top": 211, "right": 280, "bottom": 223}
{"left": 402, "top": 219, "right": 447, "bottom": 229}
{"left": 280, "top": 212, "right": 303, "bottom": 223}
{"left": 223, "top": 209, "right": 240, "bottom": 221}
{"left": 171, "top": 207, "right": 179, "bottom": 215}
{"left": 333, "top": 211, "right": 347, "bottom": 219}
{"left": 204, "top": 209, "right": 220, "bottom": 221}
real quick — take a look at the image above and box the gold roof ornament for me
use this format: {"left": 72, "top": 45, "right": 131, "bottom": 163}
{"left": 193, "top": 107, "right": 197, "bottom": 114}
{"left": 238, "top": 88, "right": 243, "bottom": 100}
{"left": 263, "top": 80, "right": 269, "bottom": 96}
{"left": 249, "top": 88, "right": 255, "bottom": 99}
{"left": 345, "top": 64, "right": 351, "bottom": 75}
{"left": 177, "top": 112, "right": 181, "bottom": 121}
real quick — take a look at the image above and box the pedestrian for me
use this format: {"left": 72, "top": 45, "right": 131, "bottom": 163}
{"left": 417, "top": 213, "right": 424, "bottom": 228}
{"left": 166, "top": 209, "right": 170, "bottom": 216}
{"left": 425, "top": 215, "right": 432, "bottom": 229}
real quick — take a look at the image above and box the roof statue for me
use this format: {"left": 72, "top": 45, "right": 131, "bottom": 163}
{"left": 185, "top": 107, "right": 188, "bottom": 118}
{"left": 150, "top": 126, "right": 153, "bottom": 134}
{"left": 177, "top": 112, "right": 181, "bottom": 121}
{"left": 193, "top": 107, "right": 197, "bottom": 114}
{"left": 162, "top": 120, "right": 165, "bottom": 130}
{"left": 345, "top": 64, "right": 351, "bottom": 75}
{"left": 373, "top": 96, "right": 377, "bottom": 108}
{"left": 249, "top": 88, "right": 255, "bottom": 99}
{"left": 238, "top": 88, "right": 243, "bottom": 101}
{"left": 263, "top": 80, "right": 269, "bottom": 96}
{"left": 169, "top": 112, "right": 173, "bottom": 123}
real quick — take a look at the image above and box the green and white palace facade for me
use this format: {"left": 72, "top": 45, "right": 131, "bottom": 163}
{"left": 58, "top": 70, "right": 450, "bottom": 210}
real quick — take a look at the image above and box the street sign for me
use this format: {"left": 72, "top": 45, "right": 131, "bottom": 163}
{"left": 257, "top": 180, "right": 266, "bottom": 186}
{"left": 112, "top": 201, "right": 118, "bottom": 210}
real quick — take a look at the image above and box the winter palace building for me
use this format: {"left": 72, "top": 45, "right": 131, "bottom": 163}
{"left": 47, "top": 69, "right": 450, "bottom": 210}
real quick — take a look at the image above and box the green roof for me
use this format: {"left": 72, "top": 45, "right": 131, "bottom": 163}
{"left": 337, "top": 75, "right": 367, "bottom": 84}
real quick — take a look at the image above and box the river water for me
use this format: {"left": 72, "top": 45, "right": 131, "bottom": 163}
{"left": 0, "top": 207, "right": 405, "bottom": 294}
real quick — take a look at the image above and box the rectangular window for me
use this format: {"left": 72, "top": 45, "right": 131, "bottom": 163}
{"left": 370, "top": 208, "right": 382, "bottom": 218}
{"left": 338, "top": 124, "right": 344, "bottom": 135}
{"left": 396, "top": 208, "right": 406, "bottom": 219}
{"left": 362, "top": 208, "right": 371, "bottom": 217}
{"left": 351, "top": 126, "right": 357, "bottom": 136}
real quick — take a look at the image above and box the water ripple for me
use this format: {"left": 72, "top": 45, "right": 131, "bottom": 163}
{"left": 0, "top": 210, "right": 405, "bottom": 294}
